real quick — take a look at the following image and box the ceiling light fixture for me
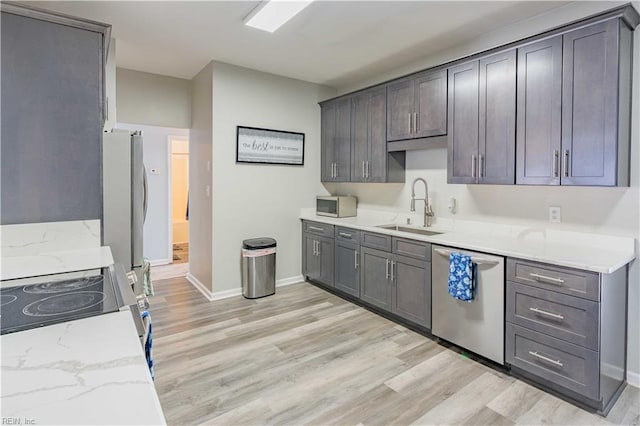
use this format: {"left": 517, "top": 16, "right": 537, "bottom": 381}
{"left": 244, "top": 0, "right": 315, "bottom": 33}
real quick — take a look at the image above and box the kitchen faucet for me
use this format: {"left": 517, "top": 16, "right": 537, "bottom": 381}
{"left": 410, "top": 178, "right": 434, "bottom": 227}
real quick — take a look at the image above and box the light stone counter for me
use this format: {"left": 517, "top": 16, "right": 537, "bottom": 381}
{"left": 300, "top": 209, "right": 635, "bottom": 273}
{"left": 0, "top": 311, "right": 166, "bottom": 425}
{"left": 1, "top": 246, "right": 114, "bottom": 282}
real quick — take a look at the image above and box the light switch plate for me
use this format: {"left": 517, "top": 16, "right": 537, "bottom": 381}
{"left": 549, "top": 206, "right": 561, "bottom": 223}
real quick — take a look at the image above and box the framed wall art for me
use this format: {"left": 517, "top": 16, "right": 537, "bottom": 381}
{"left": 236, "top": 126, "right": 305, "bottom": 166}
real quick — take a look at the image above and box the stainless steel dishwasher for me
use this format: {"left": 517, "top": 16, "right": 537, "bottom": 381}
{"left": 431, "top": 245, "right": 505, "bottom": 364}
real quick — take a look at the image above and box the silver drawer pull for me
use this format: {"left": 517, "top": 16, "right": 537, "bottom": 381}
{"left": 529, "top": 307, "right": 564, "bottom": 321}
{"left": 529, "top": 272, "right": 565, "bottom": 285}
{"left": 528, "top": 351, "right": 564, "bottom": 368}
{"left": 339, "top": 232, "right": 353, "bottom": 238}
{"left": 309, "top": 226, "right": 325, "bottom": 232}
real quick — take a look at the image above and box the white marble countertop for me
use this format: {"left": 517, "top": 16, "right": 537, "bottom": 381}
{"left": 0, "top": 311, "right": 166, "bottom": 425}
{"left": 300, "top": 209, "right": 635, "bottom": 273}
{"left": 1, "top": 246, "right": 114, "bottom": 281}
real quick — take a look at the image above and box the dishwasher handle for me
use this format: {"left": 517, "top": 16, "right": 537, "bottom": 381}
{"left": 433, "top": 248, "right": 500, "bottom": 266}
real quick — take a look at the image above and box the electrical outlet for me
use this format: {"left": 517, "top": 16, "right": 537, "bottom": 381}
{"left": 549, "top": 206, "right": 561, "bottom": 223}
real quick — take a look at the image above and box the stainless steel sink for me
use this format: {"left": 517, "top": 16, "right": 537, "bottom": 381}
{"left": 376, "top": 224, "right": 444, "bottom": 236}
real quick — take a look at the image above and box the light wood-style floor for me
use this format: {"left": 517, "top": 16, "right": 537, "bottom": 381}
{"left": 149, "top": 278, "right": 639, "bottom": 426}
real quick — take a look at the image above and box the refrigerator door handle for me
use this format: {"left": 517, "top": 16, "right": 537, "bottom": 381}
{"left": 142, "top": 165, "right": 149, "bottom": 224}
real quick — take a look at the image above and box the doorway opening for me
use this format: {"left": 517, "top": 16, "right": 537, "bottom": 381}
{"left": 170, "top": 136, "right": 189, "bottom": 265}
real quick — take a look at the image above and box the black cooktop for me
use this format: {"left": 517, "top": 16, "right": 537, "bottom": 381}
{"left": 0, "top": 270, "right": 119, "bottom": 335}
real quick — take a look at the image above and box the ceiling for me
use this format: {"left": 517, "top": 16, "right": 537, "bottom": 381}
{"left": 27, "top": 1, "right": 575, "bottom": 88}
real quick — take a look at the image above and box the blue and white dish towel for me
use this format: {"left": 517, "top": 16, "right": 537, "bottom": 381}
{"left": 141, "top": 310, "right": 154, "bottom": 380}
{"left": 448, "top": 252, "right": 475, "bottom": 302}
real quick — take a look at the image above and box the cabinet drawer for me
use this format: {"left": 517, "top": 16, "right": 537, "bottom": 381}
{"left": 335, "top": 227, "right": 360, "bottom": 244}
{"left": 392, "top": 237, "right": 431, "bottom": 261}
{"left": 303, "top": 220, "right": 335, "bottom": 238}
{"left": 506, "top": 282, "right": 599, "bottom": 350}
{"left": 361, "top": 232, "right": 392, "bottom": 252}
{"left": 507, "top": 258, "right": 599, "bottom": 301}
{"left": 506, "top": 323, "right": 599, "bottom": 400}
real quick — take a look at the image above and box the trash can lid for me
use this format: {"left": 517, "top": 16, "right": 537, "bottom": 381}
{"left": 243, "top": 237, "right": 277, "bottom": 249}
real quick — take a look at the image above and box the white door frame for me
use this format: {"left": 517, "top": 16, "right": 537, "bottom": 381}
{"left": 167, "top": 134, "right": 189, "bottom": 263}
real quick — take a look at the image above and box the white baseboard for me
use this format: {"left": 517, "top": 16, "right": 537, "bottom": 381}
{"left": 628, "top": 370, "right": 640, "bottom": 388}
{"left": 207, "top": 275, "right": 305, "bottom": 301}
{"left": 277, "top": 275, "right": 304, "bottom": 287}
{"left": 149, "top": 258, "right": 172, "bottom": 266}
{"left": 186, "top": 273, "right": 213, "bottom": 301}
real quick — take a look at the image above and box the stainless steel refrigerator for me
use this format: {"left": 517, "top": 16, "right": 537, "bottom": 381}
{"left": 102, "top": 129, "right": 147, "bottom": 295}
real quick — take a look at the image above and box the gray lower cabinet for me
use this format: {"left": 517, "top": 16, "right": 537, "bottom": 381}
{"left": 387, "top": 69, "right": 447, "bottom": 142}
{"left": 359, "top": 236, "right": 431, "bottom": 328}
{"left": 1, "top": 6, "right": 109, "bottom": 224}
{"left": 320, "top": 97, "right": 351, "bottom": 182}
{"left": 447, "top": 50, "right": 516, "bottom": 185}
{"left": 302, "top": 232, "right": 334, "bottom": 288}
{"left": 334, "top": 240, "right": 360, "bottom": 297}
{"left": 505, "top": 258, "right": 628, "bottom": 414}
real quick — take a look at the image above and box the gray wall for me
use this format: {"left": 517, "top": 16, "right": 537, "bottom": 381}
{"left": 116, "top": 68, "right": 191, "bottom": 129}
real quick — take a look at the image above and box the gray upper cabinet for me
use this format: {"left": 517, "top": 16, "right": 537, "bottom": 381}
{"left": 351, "top": 87, "right": 387, "bottom": 182}
{"left": 1, "top": 7, "right": 109, "bottom": 224}
{"left": 447, "top": 61, "right": 479, "bottom": 184}
{"left": 516, "top": 36, "right": 563, "bottom": 185}
{"left": 517, "top": 17, "right": 634, "bottom": 187}
{"left": 561, "top": 19, "right": 627, "bottom": 186}
{"left": 478, "top": 50, "right": 516, "bottom": 184}
{"left": 320, "top": 97, "right": 351, "bottom": 182}
{"left": 387, "top": 69, "right": 447, "bottom": 142}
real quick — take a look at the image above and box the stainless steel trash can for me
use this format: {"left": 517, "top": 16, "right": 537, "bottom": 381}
{"left": 241, "top": 238, "right": 276, "bottom": 299}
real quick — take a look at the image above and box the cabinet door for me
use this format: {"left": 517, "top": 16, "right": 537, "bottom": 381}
{"left": 351, "top": 91, "right": 369, "bottom": 182}
{"left": 386, "top": 79, "right": 414, "bottom": 142}
{"left": 320, "top": 102, "right": 336, "bottom": 182}
{"left": 447, "top": 61, "right": 479, "bottom": 184}
{"left": 317, "top": 236, "right": 335, "bottom": 287}
{"left": 561, "top": 20, "right": 619, "bottom": 186}
{"left": 302, "top": 233, "right": 319, "bottom": 281}
{"left": 516, "top": 36, "right": 562, "bottom": 185}
{"left": 1, "top": 12, "right": 103, "bottom": 224}
{"left": 334, "top": 240, "right": 360, "bottom": 297}
{"left": 479, "top": 50, "right": 516, "bottom": 185}
{"left": 360, "top": 247, "right": 392, "bottom": 311}
{"left": 392, "top": 255, "right": 431, "bottom": 328}
{"left": 367, "top": 87, "right": 387, "bottom": 182}
{"left": 415, "top": 69, "right": 447, "bottom": 138}
{"left": 334, "top": 98, "right": 352, "bottom": 182}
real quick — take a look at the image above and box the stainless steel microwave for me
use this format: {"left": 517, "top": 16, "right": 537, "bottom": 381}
{"left": 316, "top": 196, "right": 357, "bottom": 218}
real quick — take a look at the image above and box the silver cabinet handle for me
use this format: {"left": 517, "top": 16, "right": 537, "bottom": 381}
{"left": 309, "top": 226, "right": 324, "bottom": 232}
{"left": 385, "top": 259, "right": 390, "bottom": 279}
{"left": 471, "top": 155, "right": 477, "bottom": 178}
{"left": 338, "top": 232, "right": 352, "bottom": 238}
{"left": 390, "top": 260, "right": 395, "bottom": 282}
{"left": 528, "top": 351, "right": 564, "bottom": 368}
{"left": 479, "top": 154, "right": 484, "bottom": 178}
{"left": 354, "top": 251, "right": 359, "bottom": 269}
{"left": 316, "top": 240, "right": 321, "bottom": 256}
{"left": 553, "top": 150, "right": 559, "bottom": 178}
{"left": 365, "top": 161, "right": 369, "bottom": 179}
{"left": 563, "top": 149, "right": 569, "bottom": 178}
{"left": 414, "top": 112, "right": 418, "bottom": 133}
{"left": 408, "top": 112, "right": 413, "bottom": 134}
{"left": 529, "top": 272, "right": 565, "bottom": 285}
{"left": 529, "top": 307, "right": 565, "bottom": 321}
{"left": 312, "top": 240, "right": 317, "bottom": 256}
{"left": 362, "top": 160, "right": 366, "bottom": 179}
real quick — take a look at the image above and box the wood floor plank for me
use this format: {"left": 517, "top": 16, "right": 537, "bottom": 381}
{"left": 149, "top": 278, "right": 639, "bottom": 426}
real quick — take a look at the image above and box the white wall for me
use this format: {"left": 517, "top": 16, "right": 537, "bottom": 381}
{"left": 116, "top": 68, "right": 191, "bottom": 129}
{"left": 330, "top": 1, "right": 640, "bottom": 384}
{"left": 116, "top": 123, "right": 189, "bottom": 264}
{"left": 210, "top": 61, "right": 335, "bottom": 295}
{"left": 188, "top": 62, "right": 214, "bottom": 293}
